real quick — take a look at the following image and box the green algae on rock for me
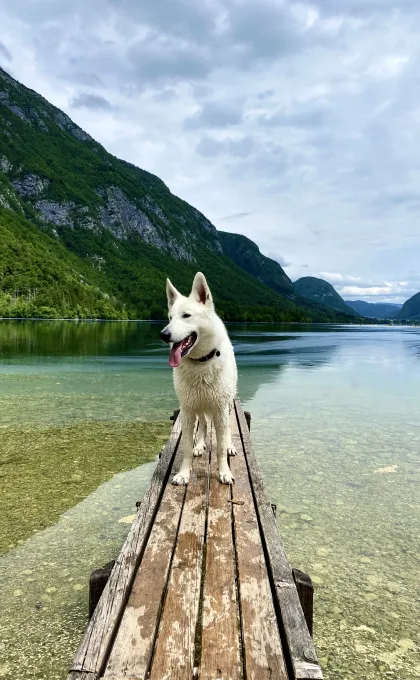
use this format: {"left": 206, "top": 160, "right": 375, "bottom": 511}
{"left": 0, "top": 460, "right": 157, "bottom": 680}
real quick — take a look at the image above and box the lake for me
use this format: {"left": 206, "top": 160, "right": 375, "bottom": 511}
{"left": 0, "top": 320, "right": 419, "bottom": 680}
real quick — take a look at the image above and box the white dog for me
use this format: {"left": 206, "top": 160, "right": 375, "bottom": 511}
{"left": 160, "top": 272, "right": 237, "bottom": 486}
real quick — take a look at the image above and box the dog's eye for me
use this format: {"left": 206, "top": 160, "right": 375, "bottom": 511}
{"left": 182, "top": 313, "right": 191, "bottom": 319}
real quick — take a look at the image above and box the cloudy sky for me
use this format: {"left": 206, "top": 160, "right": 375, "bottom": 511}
{"left": 0, "top": 0, "right": 419, "bottom": 303}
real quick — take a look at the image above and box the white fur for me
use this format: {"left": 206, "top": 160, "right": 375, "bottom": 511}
{"left": 161, "top": 272, "right": 237, "bottom": 486}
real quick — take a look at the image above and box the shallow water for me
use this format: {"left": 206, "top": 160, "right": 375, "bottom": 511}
{"left": 0, "top": 321, "right": 419, "bottom": 679}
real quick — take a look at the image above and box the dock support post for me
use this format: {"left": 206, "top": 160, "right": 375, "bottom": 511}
{"left": 89, "top": 560, "right": 115, "bottom": 620}
{"left": 169, "top": 409, "right": 180, "bottom": 422}
{"left": 292, "top": 568, "right": 314, "bottom": 637}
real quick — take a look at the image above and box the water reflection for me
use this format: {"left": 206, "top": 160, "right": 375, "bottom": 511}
{"left": 0, "top": 322, "right": 339, "bottom": 426}
{"left": 0, "top": 320, "right": 153, "bottom": 359}
{"left": 231, "top": 326, "right": 339, "bottom": 402}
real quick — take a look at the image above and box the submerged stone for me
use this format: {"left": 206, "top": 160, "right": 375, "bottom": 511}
{"left": 118, "top": 514, "right": 136, "bottom": 524}
{"left": 300, "top": 513, "right": 314, "bottom": 522}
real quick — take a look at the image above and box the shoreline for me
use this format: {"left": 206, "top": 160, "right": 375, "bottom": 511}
{"left": 0, "top": 317, "right": 416, "bottom": 326}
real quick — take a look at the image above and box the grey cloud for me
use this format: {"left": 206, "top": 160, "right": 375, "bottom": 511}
{"left": 220, "top": 212, "right": 254, "bottom": 221}
{"left": 225, "top": 1, "right": 305, "bottom": 62}
{"left": 313, "top": 0, "right": 420, "bottom": 17}
{"left": 70, "top": 72, "right": 104, "bottom": 88}
{"left": 321, "top": 273, "right": 406, "bottom": 290}
{"left": 70, "top": 92, "right": 114, "bottom": 110}
{"left": 0, "top": 0, "right": 319, "bottom": 96}
{"left": 3, "top": 0, "right": 105, "bottom": 24}
{"left": 185, "top": 101, "right": 244, "bottom": 130}
{"left": 375, "top": 189, "right": 420, "bottom": 210}
{"left": 197, "top": 135, "right": 255, "bottom": 158}
{"left": 257, "top": 89, "right": 275, "bottom": 100}
{"left": 152, "top": 88, "right": 178, "bottom": 102}
{"left": 109, "top": 0, "right": 217, "bottom": 43}
{"left": 260, "top": 107, "right": 328, "bottom": 129}
{"left": 0, "top": 41, "right": 12, "bottom": 62}
{"left": 128, "top": 36, "right": 211, "bottom": 87}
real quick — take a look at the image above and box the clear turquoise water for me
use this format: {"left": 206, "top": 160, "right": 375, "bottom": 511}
{"left": 0, "top": 321, "right": 419, "bottom": 679}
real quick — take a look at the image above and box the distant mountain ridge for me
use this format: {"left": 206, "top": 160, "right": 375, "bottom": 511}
{"left": 293, "top": 276, "right": 358, "bottom": 316}
{"left": 345, "top": 300, "right": 402, "bottom": 319}
{"left": 398, "top": 292, "right": 420, "bottom": 321}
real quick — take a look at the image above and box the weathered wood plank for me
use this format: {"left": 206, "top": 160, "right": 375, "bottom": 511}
{"left": 103, "top": 442, "right": 186, "bottom": 678}
{"left": 293, "top": 568, "right": 314, "bottom": 638}
{"left": 230, "top": 413, "right": 288, "bottom": 680}
{"left": 68, "top": 413, "right": 182, "bottom": 678}
{"left": 234, "top": 400, "right": 323, "bottom": 680}
{"left": 149, "top": 436, "right": 210, "bottom": 679}
{"left": 200, "top": 428, "right": 242, "bottom": 680}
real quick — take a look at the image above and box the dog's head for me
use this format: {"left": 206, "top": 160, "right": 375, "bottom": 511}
{"left": 160, "top": 272, "right": 215, "bottom": 368}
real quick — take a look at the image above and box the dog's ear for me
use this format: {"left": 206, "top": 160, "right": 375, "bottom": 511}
{"left": 166, "top": 278, "right": 181, "bottom": 309}
{"left": 190, "top": 272, "right": 213, "bottom": 307}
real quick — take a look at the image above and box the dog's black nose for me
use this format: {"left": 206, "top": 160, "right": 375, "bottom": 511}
{"left": 160, "top": 330, "right": 171, "bottom": 343}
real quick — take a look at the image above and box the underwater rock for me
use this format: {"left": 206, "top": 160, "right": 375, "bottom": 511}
{"left": 118, "top": 514, "right": 136, "bottom": 524}
{"left": 300, "top": 513, "right": 314, "bottom": 522}
{"left": 374, "top": 465, "right": 397, "bottom": 475}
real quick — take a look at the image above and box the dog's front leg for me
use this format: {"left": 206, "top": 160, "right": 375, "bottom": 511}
{"left": 172, "top": 411, "right": 195, "bottom": 486}
{"left": 214, "top": 408, "right": 235, "bottom": 485}
{"left": 193, "top": 412, "right": 207, "bottom": 457}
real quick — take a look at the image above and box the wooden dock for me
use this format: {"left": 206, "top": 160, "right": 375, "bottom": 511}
{"left": 67, "top": 400, "right": 323, "bottom": 680}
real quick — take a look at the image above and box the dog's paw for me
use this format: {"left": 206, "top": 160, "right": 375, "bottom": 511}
{"left": 193, "top": 443, "right": 206, "bottom": 457}
{"left": 171, "top": 471, "right": 190, "bottom": 486}
{"left": 227, "top": 445, "right": 237, "bottom": 457}
{"left": 219, "top": 468, "right": 235, "bottom": 485}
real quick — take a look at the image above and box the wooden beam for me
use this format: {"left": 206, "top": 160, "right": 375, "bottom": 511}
{"left": 149, "top": 435, "right": 210, "bottom": 679}
{"left": 67, "top": 414, "right": 182, "bottom": 679}
{"left": 230, "top": 412, "right": 288, "bottom": 680}
{"left": 88, "top": 561, "right": 115, "bottom": 620}
{"left": 200, "top": 428, "right": 242, "bottom": 680}
{"left": 103, "top": 443, "right": 186, "bottom": 678}
{"left": 234, "top": 400, "right": 323, "bottom": 680}
{"left": 293, "top": 568, "right": 314, "bottom": 638}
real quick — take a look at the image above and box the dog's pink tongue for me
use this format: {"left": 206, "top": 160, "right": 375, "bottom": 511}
{"left": 169, "top": 342, "right": 182, "bottom": 368}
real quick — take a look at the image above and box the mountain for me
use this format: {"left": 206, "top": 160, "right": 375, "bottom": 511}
{"left": 0, "top": 66, "right": 358, "bottom": 323}
{"left": 293, "top": 277, "right": 358, "bottom": 316}
{"left": 345, "top": 300, "right": 401, "bottom": 319}
{"left": 218, "top": 231, "right": 292, "bottom": 295}
{"left": 398, "top": 292, "right": 420, "bottom": 321}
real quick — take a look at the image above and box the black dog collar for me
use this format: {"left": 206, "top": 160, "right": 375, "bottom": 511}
{"left": 189, "top": 348, "right": 220, "bottom": 363}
